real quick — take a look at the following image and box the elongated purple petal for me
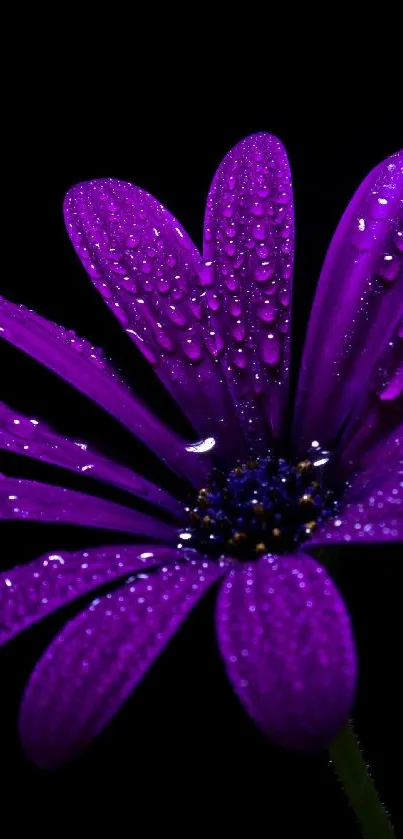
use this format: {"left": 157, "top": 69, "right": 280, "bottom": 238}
{"left": 64, "top": 180, "right": 244, "bottom": 465}
{"left": 0, "top": 297, "right": 208, "bottom": 485}
{"left": 338, "top": 317, "right": 402, "bottom": 474}
{"left": 295, "top": 150, "right": 403, "bottom": 451}
{"left": 216, "top": 554, "right": 356, "bottom": 751}
{"left": 310, "top": 438, "right": 403, "bottom": 545}
{"left": 0, "top": 400, "right": 182, "bottom": 518}
{"left": 19, "top": 557, "right": 225, "bottom": 768}
{"left": 0, "top": 477, "right": 175, "bottom": 539}
{"left": 0, "top": 544, "right": 176, "bottom": 645}
{"left": 203, "top": 134, "right": 294, "bottom": 450}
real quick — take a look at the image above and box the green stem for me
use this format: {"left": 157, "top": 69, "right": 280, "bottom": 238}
{"left": 329, "top": 721, "right": 395, "bottom": 839}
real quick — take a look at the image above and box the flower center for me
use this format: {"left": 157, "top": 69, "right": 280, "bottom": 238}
{"left": 182, "top": 446, "right": 338, "bottom": 560}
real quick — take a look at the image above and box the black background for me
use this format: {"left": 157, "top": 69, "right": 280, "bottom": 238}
{"left": 1, "top": 90, "right": 402, "bottom": 837}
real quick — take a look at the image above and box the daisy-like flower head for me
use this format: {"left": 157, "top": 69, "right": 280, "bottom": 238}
{"left": 0, "top": 134, "right": 401, "bottom": 769}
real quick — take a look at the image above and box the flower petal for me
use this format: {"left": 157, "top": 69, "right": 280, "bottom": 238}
{"left": 337, "top": 317, "right": 402, "bottom": 474}
{"left": 216, "top": 554, "right": 356, "bottom": 751}
{"left": 295, "top": 150, "right": 403, "bottom": 451}
{"left": 0, "top": 544, "right": 175, "bottom": 645}
{"left": 0, "top": 477, "right": 175, "bottom": 539}
{"left": 0, "top": 297, "right": 207, "bottom": 485}
{"left": 64, "top": 180, "right": 244, "bottom": 464}
{"left": 19, "top": 557, "right": 225, "bottom": 768}
{"left": 203, "top": 133, "right": 294, "bottom": 450}
{"left": 310, "top": 434, "right": 403, "bottom": 545}
{"left": 0, "top": 400, "right": 182, "bottom": 518}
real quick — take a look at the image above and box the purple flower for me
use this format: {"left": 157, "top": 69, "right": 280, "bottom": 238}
{"left": 0, "top": 134, "right": 401, "bottom": 770}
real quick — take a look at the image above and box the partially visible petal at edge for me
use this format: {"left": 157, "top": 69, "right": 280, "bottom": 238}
{"left": 336, "top": 317, "right": 402, "bottom": 476}
{"left": 295, "top": 150, "right": 403, "bottom": 452}
{"left": 0, "top": 297, "right": 209, "bottom": 485}
{"left": 216, "top": 554, "right": 356, "bottom": 751}
{"left": 310, "top": 435, "right": 403, "bottom": 545}
{"left": 64, "top": 180, "right": 245, "bottom": 466}
{"left": 203, "top": 133, "right": 294, "bottom": 451}
{"left": 0, "top": 400, "right": 182, "bottom": 518}
{"left": 0, "top": 544, "right": 177, "bottom": 645}
{"left": 19, "top": 556, "right": 225, "bottom": 768}
{"left": 0, "top": 477, "right": 175, "bottom": 539}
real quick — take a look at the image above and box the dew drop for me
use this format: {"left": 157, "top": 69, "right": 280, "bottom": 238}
{"left": 167, "top": 307, "right": 188, "bottom": 328}
{"left": 205, "top": 331, "right": 225, "bottom": 358}
{"left": 394, "top": 230, "right": 403, "bottom": 253}
{"left": 184, "top": 336, "right": 202, "bottom": 362}
{"left": 378, "top": 253, "right": 400, "bottom": 283}
{"left": 231, "top": 321, "right": 246, "bottom": 342}
{"left": 230, "top": 299, "right": 242, "bottom": 318}
{"left": 257, "top": 301, "right": 277, "bottom": 323}
{"left": 252, "top": 224, "right": 266, "bottom": 241}
{"left": 156, "top": 276, "right": 172, "bottom": 294}
{"left": 206, "top": 292, "right": 221, "bottom": 312}
{"left": 224, "top": 241, "right": 236, "bottom": 258}
{"left": 254, "top": 264, "right": 273, "bottom": 283}
{"left": 232, "top": 348, "right": 248, "bottom": 370}
{"left": 154, "top": 328, "right": 175, "bottom": 353}
{"left": 250, "top": 201, "right": 264, "bottom": 217}
{"left": 125, "top": 233, "right": 140, "bottom": 249}
{"left": 224, "top": 275, "right": 238, "bottom": 291}
{"left": 257, "top": 243, "right": 270, "bottom": 259}
{"left": 110, "top": 261, "right": 127, "bottom": 276}
{"left": 261, "top": 333, "right": 280, "bottom": 366}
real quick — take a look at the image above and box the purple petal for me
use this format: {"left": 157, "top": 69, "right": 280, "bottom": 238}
{"left": 0, "top": 400, "right": 182, "bottom": 518}
{"left": 0, "top": 477, "right": 175, "bottom": 538}
{"left": 0, "top": 544, "right": 176, "bottom": 645}
{"left": 295, "top": 150, "right": 403, "bottom": 451}
{"left": 216, "top": 554, "right": 356, "bottom": 751}
{"left": 203, "top": 133, "right": 294, "bottom": 449}
{"left": 337, "top": 317, "right": 402, "bottom": 474}
{"left": 64, "top": 180, "right": 244, "bottom": 465}
{"left": 19, "top": 557, "right": 224, "bottom": 768}
{"left": 0, "top": 297, "right": 208, "bottom": 485}
{"left": 310, "top": 437, "right": 403, "bottom": 545}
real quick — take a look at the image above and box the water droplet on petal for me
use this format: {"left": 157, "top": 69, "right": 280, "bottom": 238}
{"left": 154, "top": 328, "right": 175, "bottom": 353}
{"left": 378, "top": 253, "right": 401, "bottom": 283}
{"left": 224, "top": 241, "right": 236, "bottom": 258}
{"left": 394, "top": 230, "right": 403, "bottom": 253}
{"left": 167, "top": 307, "right": 188, "bottom": 328}
{"left": 250, "top": 201, "right": 264, "bottom": 217}
{"left": 224, "top": 275, "right": 238, "bottom": 291}
{"left": 232, "top": 348, "right": 248, "bottom": 370}
{"left": 230, "top": 299, "right": 242, "bottom": 318}
{"left": 156, "top": 276, "right": 172, "bottom": 294}
{"left": 252, "top": 224, "right": 266, "bottom": 241}
{"left": 125, "top": 233, "right": 140, "bottom": 249}
{"left": 184, "top": 336, "right": 202, "bottom": 362}
{"left": 254, "top": 264, "right": 273, "bottom": 283}
{"left": 206, "top": 292, "right": 221, "bottom": 312}
{"left": 231, "top": 321, "right": 246, "bottom": 342}
{"left": 257, "top": 301, "right": 277, "bottom": 323}
{"left": 261, "top": 333, "right": 280, "bottom": 366}
{"left": 205, "top": 331, "right": 225, "bottom": 358}
{"left": 257, "top": 244, "right": 270, "bottom": 259}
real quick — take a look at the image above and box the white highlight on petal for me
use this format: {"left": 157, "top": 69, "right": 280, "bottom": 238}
{"left": 313, "top": 457, "right": 329, "bottom": 467}
{"left": 185, "top": 437, "right": 216, "bottom": 453}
